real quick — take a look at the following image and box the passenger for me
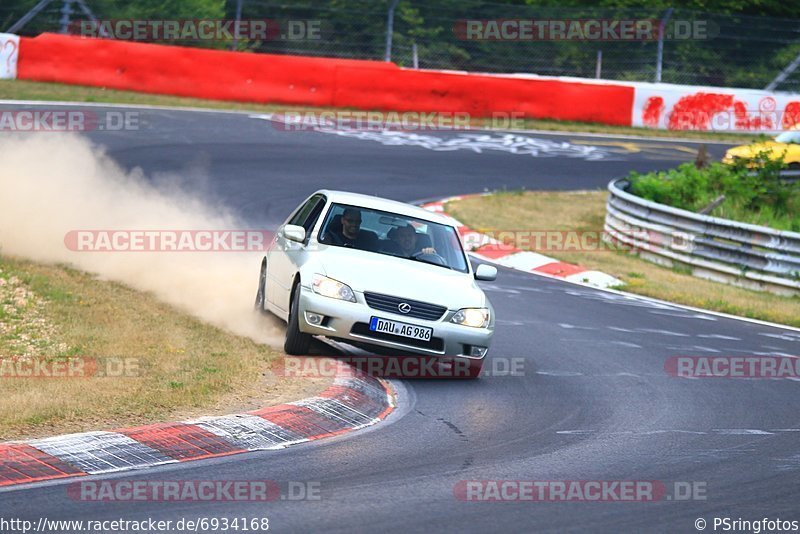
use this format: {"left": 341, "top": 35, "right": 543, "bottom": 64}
{"left": 326, "top": 208, "right": 378, "bottom": 250}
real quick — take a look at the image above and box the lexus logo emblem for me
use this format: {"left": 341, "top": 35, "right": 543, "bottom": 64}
{"left": 398, "top": 302, "right": 412, "bottom": 314}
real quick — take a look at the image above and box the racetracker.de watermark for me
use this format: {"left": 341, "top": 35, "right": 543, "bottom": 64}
{"left": 460, "top": 229, "right": 691, "bottom": 253}
{"left": 72, "top": 19, "right": 325, "bottom": 41}
{"left": 269, "top": 111, "right": 527, "bottom": 132}
{"left": 665, "top": 356, "right": 800, "bottom": 379}
{"left": 67, "top": 480, "right": 320, "bottom": 502}
{"left": 454, "top": 480, "right": 707, "bottom": 501}
{"left": 273, "top": 356, "right": 525, "bottom": 379}
{"left": 454, "top": 19, "right": 713, "bottom": 41}
{"left": 0, "top": 110, "right": 139, "bottom": 132}
{"left": 63, "top": 230, "right": 274, "bottom": 252}
{"left": 0, "top": 357, "right": 141, "bottom": 378}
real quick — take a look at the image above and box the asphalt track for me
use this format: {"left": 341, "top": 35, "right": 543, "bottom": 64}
{"left": 2, "top": 105, "right": 799, "bottom": 533}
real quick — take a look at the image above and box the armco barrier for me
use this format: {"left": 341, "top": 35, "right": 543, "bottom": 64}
{"left": 604, "top": 178, "right": 800, "bottom": 296}
{"left": 16, "top": 33, "right": 633, "bottom": 124}
{"left": 17, "top": 33, "right": 393, "bottom": 107}
{"left": 630, "top": 81, "right": 800, "bottom": 132}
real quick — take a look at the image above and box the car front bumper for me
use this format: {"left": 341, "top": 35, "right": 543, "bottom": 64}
{"left": 297, "top": 285, "right": 493, "bottom": 359}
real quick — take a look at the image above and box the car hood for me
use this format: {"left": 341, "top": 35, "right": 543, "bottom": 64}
{"left": 310, "top": 246, "right": 488, "bottom": 309}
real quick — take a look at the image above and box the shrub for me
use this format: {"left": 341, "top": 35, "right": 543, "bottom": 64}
{"left": 627, "top": 152, "right": 800, "bottom": 231}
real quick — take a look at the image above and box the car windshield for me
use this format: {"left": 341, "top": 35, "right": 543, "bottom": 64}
{"left": 317, "top": 203, "right": 469, "bottom": 273}
{"left": 775, "top": 131, "right": 800, "bottom": 144}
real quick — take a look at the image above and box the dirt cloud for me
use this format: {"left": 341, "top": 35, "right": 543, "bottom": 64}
{"left": 0, "top": 134, "right": 284, "bottom": 345}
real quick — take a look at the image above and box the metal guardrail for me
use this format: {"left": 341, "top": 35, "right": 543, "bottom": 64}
{"left": 604, "top": 178, "right": 800, "bottom": 296}
{"left": 755, "top": 169, "right": 800, "bottom": 182}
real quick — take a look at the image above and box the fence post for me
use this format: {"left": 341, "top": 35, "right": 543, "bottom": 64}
{"left": 595, "top": 50, "right": 602, "bottom": 79}
{"left": 6, "top": 0, "right": 54, "bottom": 33}
{"left": 655, "top": 7, "right": 673, "bottom": 83}
{"left": 766, "top": 50, "right": 800, "bottom": 91}
{"left": 59, "top": 0, "right": 73, "bottom": 34}
{"left": 231, "top": 0, "right": 244, "bottom": 51}
{"left": 384, "top": 0, "right": 400, "bottom": 62}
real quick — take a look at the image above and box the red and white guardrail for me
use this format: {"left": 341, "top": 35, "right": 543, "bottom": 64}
{"left": 0, "top": 33, "right": 19, "bottom": 80}
{"left": 3, "top": 32, "right": 798, "bottom": 133}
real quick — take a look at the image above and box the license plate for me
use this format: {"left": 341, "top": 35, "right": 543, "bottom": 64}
{"left": 369, "top": 316, "right": 433, "bottom": 341}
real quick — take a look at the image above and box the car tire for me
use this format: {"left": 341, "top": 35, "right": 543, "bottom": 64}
{"left": 254, "top": 257, "right": 267, "bottom": 314}
{"left": 284, "top": 283, "right": 312, "bottom": 355}
{"left": 788, "top": 162, "right": 800, "bottom": 171}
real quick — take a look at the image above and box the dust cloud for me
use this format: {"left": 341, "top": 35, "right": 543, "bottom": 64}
{"left": 0, "top": 134, "right": 284, "bottom": 346}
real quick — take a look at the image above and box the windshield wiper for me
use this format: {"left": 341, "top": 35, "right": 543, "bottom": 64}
{"left": 409, "top": 254, "right": 454, "bottom": 270}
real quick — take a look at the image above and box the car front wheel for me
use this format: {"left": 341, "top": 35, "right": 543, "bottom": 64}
{"left": 254, "top": 257, "right": 267, "bottom": 314}
{"left": 284, "top": 283, "right": 312, "bottom": 355}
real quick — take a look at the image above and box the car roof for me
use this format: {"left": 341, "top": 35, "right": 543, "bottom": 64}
{"left": 314, "top": 190, "right": 455, "bottom": 226}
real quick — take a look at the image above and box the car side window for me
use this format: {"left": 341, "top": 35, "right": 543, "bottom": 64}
{"left": 288, "top": 195, "right": 323, "bottom": 228}
{"left": 302, "top": 197, "right": 326, "bottom": 241}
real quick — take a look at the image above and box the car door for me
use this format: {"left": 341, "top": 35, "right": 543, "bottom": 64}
{"left": 267, "top": 194, "right": 327, "bottom": 314}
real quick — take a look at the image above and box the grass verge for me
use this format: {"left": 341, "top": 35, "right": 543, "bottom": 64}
{"left": 0, "top": 79, "right": 761, "bottom": 143}
{"left": 0, "top": 255, "right": 330, "bottom": 441}
{"left": 447, "top": 190, "right": 800, "bottom": 327}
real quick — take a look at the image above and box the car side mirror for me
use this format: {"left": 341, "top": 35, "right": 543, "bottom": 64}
{"left": 474, "top": 264, "right": 497, "bottom": 281}
{"left": 282, "top": 224, "right": 306, "bottom": 243}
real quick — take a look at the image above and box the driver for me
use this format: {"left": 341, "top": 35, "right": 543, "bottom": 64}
{"left": 391, "top": 224, "right": 436, "bottom": 256}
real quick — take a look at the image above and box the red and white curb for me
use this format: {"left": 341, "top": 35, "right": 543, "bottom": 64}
{"left": 421, "top": 195, "right": 623, "bottom": 289}
{"left": 0, "top": 364, "right": 394, "bottom": 488}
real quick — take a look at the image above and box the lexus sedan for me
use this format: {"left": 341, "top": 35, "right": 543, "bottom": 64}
{"left": 254, "top": 190, "right": 497, "bottom": 378}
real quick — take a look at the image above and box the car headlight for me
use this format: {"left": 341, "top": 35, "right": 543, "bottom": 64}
{"left": 451, "top": 308, "right": 490, "bottom": 328}
{"left": 311, "top": 274, "right": 356, "bottom": 302}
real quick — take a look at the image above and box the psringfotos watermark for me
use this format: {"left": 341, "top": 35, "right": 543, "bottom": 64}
{"left": 0, "top": 110, "right": 139, "bottom": 132}
{"left": 0, "top": 356, "right": 142, "bottom": 378}
{"left": 269, "top": 111, "right": 527, "bottom": 132}
{"left": 454, "top": 480, "right": 707, "bottom": 502}
{"left": 707, "top": 518, "right": 800, "bottom": 533}
{"left": 665, "top": 356, "right": 800, "bottom": 379}
{"left": 71, "top": 19, "right": 325, "bottom": 41}
{"left": 67, "top": 480, "right": 321, "bottom": 502}
{"left": 454, "top": 19, "right": 713, "bottom": 41}
{"left": 63, "top": 230, "right": 274, "bottom": 252}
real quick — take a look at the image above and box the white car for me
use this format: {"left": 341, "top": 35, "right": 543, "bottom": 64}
{"left": 254, "top": 190, "right": 497, "bottom": 378}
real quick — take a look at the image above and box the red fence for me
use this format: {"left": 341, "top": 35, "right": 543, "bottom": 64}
{"left": 17, "top": 33, "right": 634, "bottom": 125}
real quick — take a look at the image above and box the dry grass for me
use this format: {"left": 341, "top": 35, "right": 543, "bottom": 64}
{"left": 0, "top": 255, "right": 331, "bottom": 440}
{"left": 0, "top": 79, "right": 760, "bottom": 143}
{"left": 447, "top": 190, "right": 800, "bottom": 327}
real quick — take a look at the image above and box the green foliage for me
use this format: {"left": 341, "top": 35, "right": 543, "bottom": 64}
{"left": 628, "top": 153, "right": 800, "bottom": 231}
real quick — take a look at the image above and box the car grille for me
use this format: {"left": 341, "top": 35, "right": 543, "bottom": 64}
{"left": 364, "top": 292, "right": 447, "bottom": 321}
{"left": 351, "top": 323, "right": 445, "bottom": 352}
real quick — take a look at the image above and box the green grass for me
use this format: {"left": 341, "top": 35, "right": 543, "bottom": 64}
{"left": 0, "top": 255, "right": 331, "bottom": 440}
